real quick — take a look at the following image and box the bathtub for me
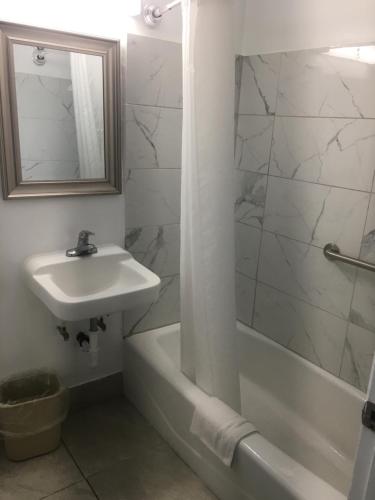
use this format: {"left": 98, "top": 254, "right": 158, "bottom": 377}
{"left": 122, "top": 322, "right": 365, "bottom": 500}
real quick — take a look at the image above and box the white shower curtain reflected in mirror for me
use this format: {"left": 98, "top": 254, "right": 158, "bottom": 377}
{"left": 180, "top": 0, "right": 241, "bottom": 411}
{"left": 70, "top": 53, "right": 105, "bottom": 179}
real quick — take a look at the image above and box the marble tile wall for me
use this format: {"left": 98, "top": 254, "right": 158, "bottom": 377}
{"left": 16, "top": 73, "right": 80, "bottom": 181}
{"left": 236, "top": 48, "right": 375, "bottom": 392}
{"left": 124, "top": 34, "right": 182, "bottom": 335}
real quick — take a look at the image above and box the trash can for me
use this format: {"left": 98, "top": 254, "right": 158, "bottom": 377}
{"left": 0, "top": 371, "right": 69, "bottom": 461}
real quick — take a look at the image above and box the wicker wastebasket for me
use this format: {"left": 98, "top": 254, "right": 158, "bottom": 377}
{"left": 0, "top": 371, "right": 69, "bottom": 461}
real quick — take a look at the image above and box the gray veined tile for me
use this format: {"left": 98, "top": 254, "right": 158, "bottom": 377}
{"left": 235, "top": 115, "right": 274, "bottom": 173}
{"left": 235, "top": 222, "right": 261, "bottom": 279}
{"left": 258, "top": 232, "right": 356, "bottom": 319}
{"left": 63, "top": 397, "right": 168, "bottom": 477}
{"left": 238, "top": 54, "right": 281, "bottom": 115}
{"left": 236, "top": 273, "right": 255, "bottom": 326}
{"left": 125, "top": 224, "right": 180, "bottom": 277}
{"left": 277, "top": 49, "right": 375, "bottom": 118}
{"left": 254, "top": 283, "right": 347, "bottom": 375}
{"left": 235, "top": 170, "right": 267, "bottom": 228}
{"left": 126, "top": 104, "right": 182, "bottom": 169}
{"left": 126, "top": 34, "right": 182, "bottom": 108}
{"left": 43, "top": 481, "right": 96, "bottom": 500}
{"left": 88, "top": 447, "right": 217, "bottom": 500}
{"left": 125, "top": 169, "right": 181, "bottom": 227}
{"left": 350, "top": 195, "right": 375, "bottom": 333}
{"left": 264, "top": 176, "right": 369, "bottom": 256}
{"left": 340, "top": 323, "right": 375, "bottom": 392}
{"left": 270, "top": 117, "right": 375, "bottom": 192}
{"left": 0, "top": 445, "right": 82, "bottom": 500}
{"left": 124, "top": 275, "right": 180, "bottom": 335}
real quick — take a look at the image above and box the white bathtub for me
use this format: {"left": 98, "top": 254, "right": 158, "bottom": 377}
{"left": 122, "top": 322, "right": 365, "bottom": 500}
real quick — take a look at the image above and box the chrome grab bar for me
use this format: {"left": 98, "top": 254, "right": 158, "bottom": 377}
{"left": 323, "top": 243, "right": 375, "bottom": 273}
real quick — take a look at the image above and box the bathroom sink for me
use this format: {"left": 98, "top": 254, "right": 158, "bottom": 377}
{"left": 23, "top": 245, "right": 161, "bottom": 321}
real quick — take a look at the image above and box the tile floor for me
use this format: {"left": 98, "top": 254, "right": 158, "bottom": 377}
{"left": 0, "top": 396, "right": 217, "bottom": 500}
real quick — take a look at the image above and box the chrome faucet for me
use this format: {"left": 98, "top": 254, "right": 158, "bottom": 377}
{"left": 66, "top": 230, "right": 98, "bottom": 257}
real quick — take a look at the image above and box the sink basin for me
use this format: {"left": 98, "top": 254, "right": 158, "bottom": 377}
{"left": 24, "top": 244, "right": 161, "bottom": 321}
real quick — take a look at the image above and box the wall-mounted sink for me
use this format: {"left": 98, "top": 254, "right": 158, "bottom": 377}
{"left": 24, "top": 245, "right": 161, "bottom": 321}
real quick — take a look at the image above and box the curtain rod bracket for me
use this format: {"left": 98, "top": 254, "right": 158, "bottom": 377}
{"left": 143, "top": 1, "right": 181, "bottom": 26}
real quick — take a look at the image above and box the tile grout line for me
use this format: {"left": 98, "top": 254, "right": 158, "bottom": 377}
{"left": 248, "top": 52, "right": 282, "bottom": 329}
{"left": 60, "top": 441, "right": 100, "bottom": 500}
{"left": 39, "top": 479, "right": 85, "bottom": 500}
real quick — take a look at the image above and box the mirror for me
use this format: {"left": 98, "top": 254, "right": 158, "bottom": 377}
{"left": 0, "top": 22, "right": 121, "bottom": 198}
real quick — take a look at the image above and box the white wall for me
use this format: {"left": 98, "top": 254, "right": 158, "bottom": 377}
{"left": 241, "top": 0, "right": 375, "bottom": 55}
{"left": 0, "top": 0, "right": 127, "bottom": 387}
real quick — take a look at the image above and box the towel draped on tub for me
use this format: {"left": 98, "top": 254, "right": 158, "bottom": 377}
{"left": 190, "top": 396, "right": 258, "bottom": 466}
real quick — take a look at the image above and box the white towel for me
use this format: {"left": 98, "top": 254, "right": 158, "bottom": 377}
{"left": 190, "top": 396, "right": 257, "bottom": 466}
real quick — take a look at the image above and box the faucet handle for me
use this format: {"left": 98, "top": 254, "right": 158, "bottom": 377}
{"left": 78, "top": 230, "right": 95, "bottom": 245}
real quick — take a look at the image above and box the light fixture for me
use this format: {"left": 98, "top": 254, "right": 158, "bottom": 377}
{"left": 126, "top": 0, "right": 142, "bottom": 16}
{"left": 326, "top": 46, "right": 375, "bottom": 65}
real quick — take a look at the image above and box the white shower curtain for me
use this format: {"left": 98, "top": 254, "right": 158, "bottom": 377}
{"left": 70, "top": 53, "right": 104, "bottom": 179}
{"left": 180, "top": 0, "right": 241, "bottom": 412}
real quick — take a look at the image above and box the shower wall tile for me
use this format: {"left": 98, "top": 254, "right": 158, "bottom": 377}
{"left": 277, "top": 51, "right": 375, "bottom": 118}
{"left": 235, "top": 171, "right": 267, "bottom": 228}
{"left": 235, "top": 222, "right": 261, "bottom": 279}
{"left": 125, "top": 224, "right": 180, "bottom": 278}
{"left": 340, "top": 323, "right": 375, "bottom": 392}
{"left": 124, "top": 275, "right": 180, "bottom": 335}
{"left": 236, "top": 273, "right": 255, "bottom": 327}
{"left": 126, "top": 35, "right": 182, "bottom": 109}
{"left": 125, "top": 34, "right": 182, "bottom": 333}
{"left": 350, "top": 195, "right": 375, "bottom": 332}
{"left": 126, "top": 104, "right": 182, "bottom": 170}
{"left": 258, "top": 232, "right": 355, "bottom": 319}
{"left": 239, "top": 54, "right": 281, "bottom": 115}
{"left": 235, "top": 115, "right": 274, "bottom": 173}
{"left": 254, "top": 283, "right": 347, "bottom": 375}
{"left": 21, "top": 160, "right": 79, "bottom": 181}
{"left": 269, "top": 117, "right": 375, "bottom": 191}
{"left": 15, "top": 73, "right": 74, "bottom": 121}
{"left": 125, "top": 169, "right": 181, "bottom": 228}
{"left": 264, "top": 176, "right": 369, "bottom": 256}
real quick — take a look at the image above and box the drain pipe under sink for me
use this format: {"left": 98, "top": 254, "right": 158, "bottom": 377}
{"left": 88, "top": 317, "right": 106, "bottom": 368}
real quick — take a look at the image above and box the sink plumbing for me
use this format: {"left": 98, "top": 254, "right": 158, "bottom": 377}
{"left": 56, "top": 316, "right": 106, "bottom": 368}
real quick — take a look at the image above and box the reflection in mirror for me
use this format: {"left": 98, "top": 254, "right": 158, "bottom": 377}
{"left": 13, "top": 44, "right": 105, "bottom": 181}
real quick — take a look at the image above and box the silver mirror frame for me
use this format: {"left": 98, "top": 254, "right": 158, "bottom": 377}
{"left": 0, "top": 21, "right": 122, "bottom": 199}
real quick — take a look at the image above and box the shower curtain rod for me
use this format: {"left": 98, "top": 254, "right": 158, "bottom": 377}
{"left": 143, "top": 0, "right": 181, "bottom": 25}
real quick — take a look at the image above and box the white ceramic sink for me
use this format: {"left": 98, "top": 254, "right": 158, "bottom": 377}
{"left": 23, "top": 244, "right": 161, "bottom": 321}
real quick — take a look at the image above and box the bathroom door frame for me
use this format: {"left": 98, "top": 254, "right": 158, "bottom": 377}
{"left": 349, "top": 358, "right": 375, "bottom": 500}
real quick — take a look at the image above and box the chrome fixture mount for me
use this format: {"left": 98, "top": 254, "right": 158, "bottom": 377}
{"left": 324, "top": 243, "right": 375, "bottom": 273}
{"left": 144, "top": 0, "right": 181, "bottom": 25}
{"left": 32, "top": 46, "right": 46, "bottom": 65}
{"left": 66, "top": 230, "right": 98, "bottom": 257}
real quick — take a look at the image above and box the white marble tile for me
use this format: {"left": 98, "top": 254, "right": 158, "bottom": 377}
{"left": 254, "top": 283, "right": 347, "bottom": 375}
{"left": 340, "top": 323, "right": 375, "bottom": 392}
{"left": 236, "top": 273, "right": 255, "bottom": 326}
{"left": 235, "top": 222, "right": 261, "bottom": 279}
{"left": 277, "top": 49, "right": 375, "bottom": 118}
{"left": 124, "top": 275, "right": 180, "bottom": 335}
{"left": 258, "top": 232, "right": 356, "bottom": 318}
{"left": 264, "top": 177, "right": 369, "bottom": 256}
{"left": 235, "top": 115, "right": 274, "bottom": 173}
{"left": 235, "top": 171, "right": 267, "bottom": 228}
{"left": 270, "top": 117, "right": 375, "bottom": 191}
{"left": 350, "top": 195, "right": 375, "bottom": 332}
{"left": 125, "top": 169, "right": 181, "bottom": 227}
{"left": 125, "top": 224, "right": 180, "bottom": 277}
{"left": 239, "top": 54, "right": 281, "bottom": 115}
{"left": 21, "top": 160, "right": 80, "bottom": 181}
{"left": 15, "top": 73, "right": 74, "bottom": 121}
{"left": 126, "top": 35, "right": 182, "bottom": 108}
{"left": 18, "top": 117, "right": 79, "bottom": 162}
{"left": 126, "top": 105, "right": 182, "bottom": 169}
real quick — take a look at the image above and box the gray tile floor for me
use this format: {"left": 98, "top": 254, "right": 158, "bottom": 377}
{"left": 0, "top": 397, "right": 217, "bottom": 500}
